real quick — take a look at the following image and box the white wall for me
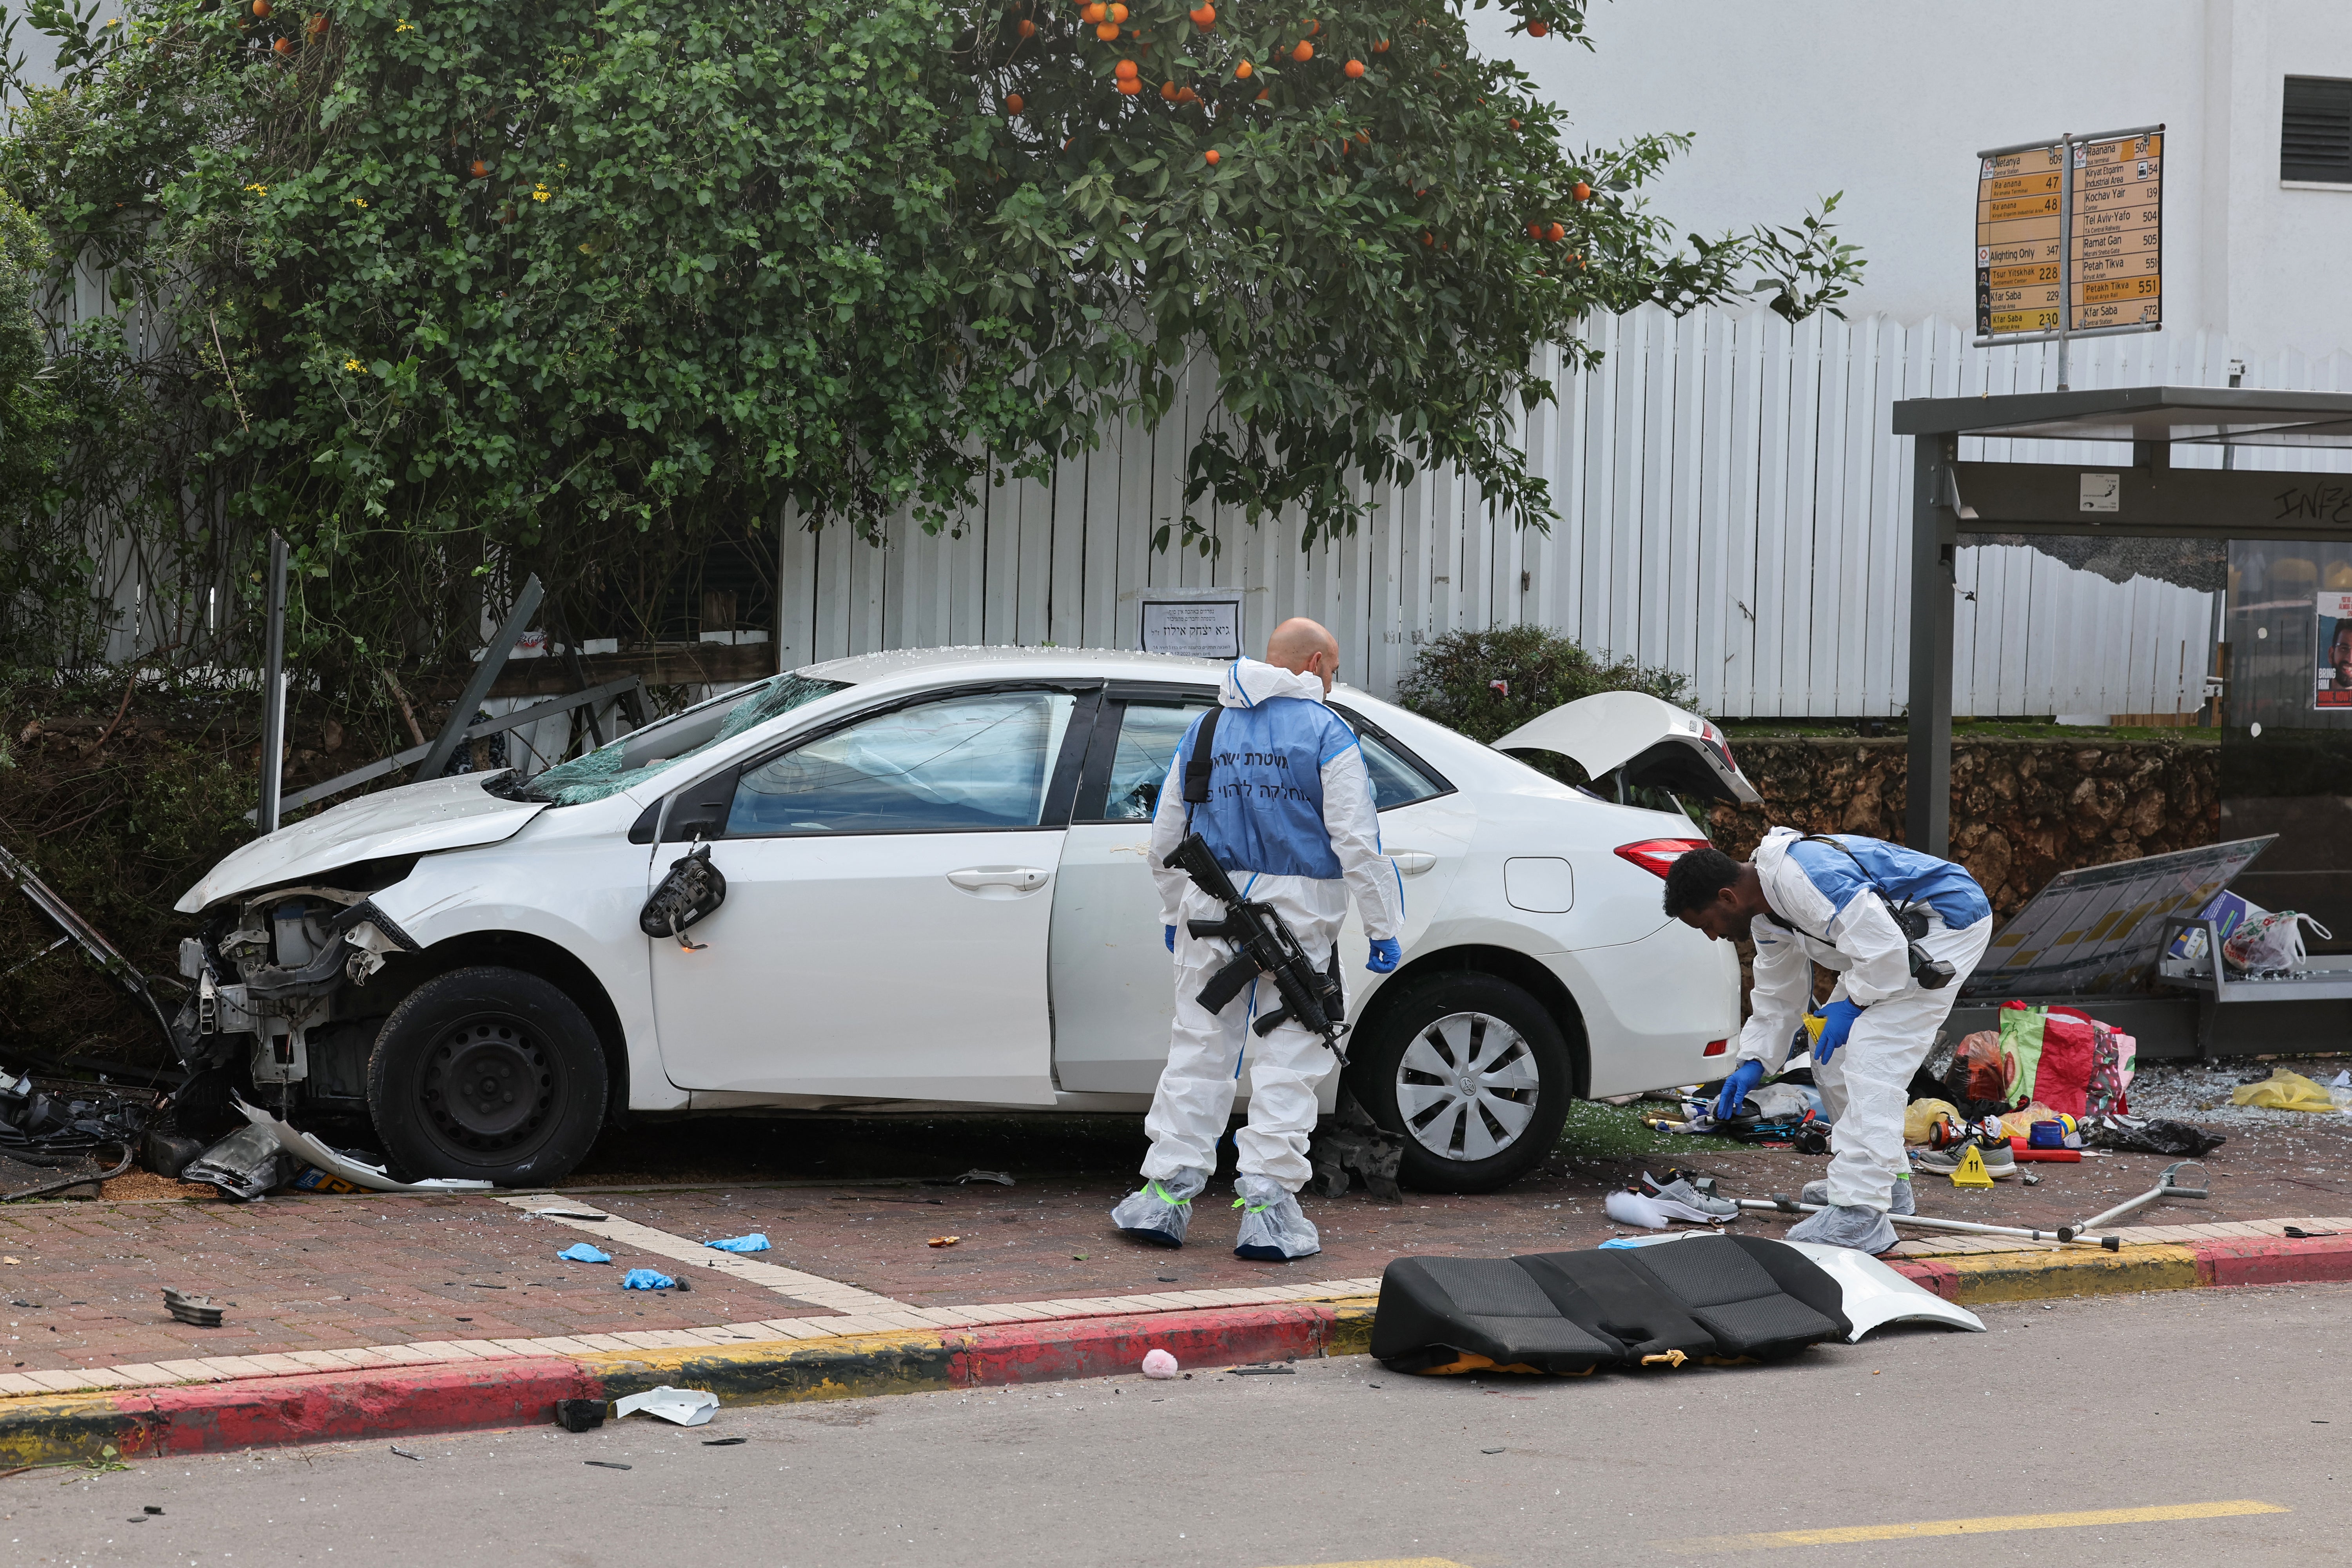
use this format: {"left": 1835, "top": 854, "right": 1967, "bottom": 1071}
{"left": 1467, "top": 0, "right": 2352, "bottom": 357}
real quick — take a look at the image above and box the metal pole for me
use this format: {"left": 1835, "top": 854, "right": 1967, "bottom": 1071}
{"left": 1904, "top": 438, "right": 1955, "bottom": 855}
{"left": 417, "top": 573, "right": 546, "bottom": 782}
{"left": 258, "top": 533, "right": 289, "bottom": 834}
{"left": 1732, "top": 1198, "right": 2123, "bottom": 1251}
{"left": 2054, "top": 134, "right": 2074, "bottom": 391}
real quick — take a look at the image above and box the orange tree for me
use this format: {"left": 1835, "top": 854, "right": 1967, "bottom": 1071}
{"left": 0, "top": 0, "right": 1858, "bottom": 685}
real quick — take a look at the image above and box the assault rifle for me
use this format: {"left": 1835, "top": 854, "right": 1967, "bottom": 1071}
{"left": 1165, "top": 832, "right": 1351, "bottom": 1064}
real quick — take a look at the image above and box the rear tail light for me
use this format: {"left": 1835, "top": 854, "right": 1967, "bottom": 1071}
{"left": 1702, "top": 1039, "right": 1729, "bottom": 1057}
{"left": 1614, "top": 838, "right": 1713, "bottom": 879}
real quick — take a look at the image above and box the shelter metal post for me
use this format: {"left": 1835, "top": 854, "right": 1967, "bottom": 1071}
{"left": 258, "top": 533, "right": 289, "bottom": 834}
{"left": 418, "top": 573, "right": 546, "bottom": 782}
{"left": 1905, "top": 437, "right": 1955, "bottom": 857}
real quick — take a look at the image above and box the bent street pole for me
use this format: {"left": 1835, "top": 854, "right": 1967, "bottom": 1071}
{"left": 1905, "top": 437, "right": 1955, "bottom": 857}
{"left": 417, "top": 574, "right": 546, "bottom": 782}
{"left": 258, "top": 533, "right": 289, "bottom": 835}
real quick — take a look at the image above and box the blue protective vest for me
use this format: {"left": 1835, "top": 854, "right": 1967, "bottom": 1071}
{"left": 1176, "top": 697, "right": 1361, "bottom": 880}
{"left": 1783, "top": 834, "right": 1991, "bottom": 931}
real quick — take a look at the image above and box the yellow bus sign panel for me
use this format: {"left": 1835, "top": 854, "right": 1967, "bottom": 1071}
{"left": 1976, "top": 129, "right": 2161, "bottom": 341}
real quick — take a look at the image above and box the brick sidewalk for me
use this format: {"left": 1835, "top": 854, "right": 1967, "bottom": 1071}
{"left": 2, "top": 1120, "right": 2342, "bottom": 1387}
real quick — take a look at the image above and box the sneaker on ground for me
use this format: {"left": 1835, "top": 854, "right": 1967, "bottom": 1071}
{"left": 1911, "top": 1140, "right": 2018, "bottom": 1180}
{"left": 1639, "top": 1171, "right": 1739, "bottom": 1223}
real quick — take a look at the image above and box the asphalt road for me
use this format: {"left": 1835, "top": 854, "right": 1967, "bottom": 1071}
{"left": 6, "top": 1283, "right": 2345, "bottom": 1567}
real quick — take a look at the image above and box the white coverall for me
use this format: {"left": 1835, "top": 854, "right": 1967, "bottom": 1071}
{"left": 1140, "top": 661, "right": 1405, "bottom": 1191}
{"left": 1737, "top": 828, "right": 1994, "bottom": 1211}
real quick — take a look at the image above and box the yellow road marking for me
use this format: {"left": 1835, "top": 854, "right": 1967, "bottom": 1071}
{"left": 1660, "top": 1499, "right": 2288, "bottom": 1553}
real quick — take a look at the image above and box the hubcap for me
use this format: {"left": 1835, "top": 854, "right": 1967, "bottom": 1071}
{"left": 1394, "top": 1011, "right": 1541, "bottom": 1163}
{"left": 423, "top": 1018, "right": 555, "bottom": 1151}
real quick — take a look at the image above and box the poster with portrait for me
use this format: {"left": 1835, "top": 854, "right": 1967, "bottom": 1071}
{"left": 2320, "top": 592, "right": 2352, "bottom": 711}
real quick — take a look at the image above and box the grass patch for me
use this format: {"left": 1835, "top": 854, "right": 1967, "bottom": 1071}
{"left": 1557, "top": 1098, "right": 1745, "bottom": 1160}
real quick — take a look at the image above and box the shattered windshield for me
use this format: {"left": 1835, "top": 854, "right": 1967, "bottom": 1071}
{"left": 522, "top": 673, "right": 848, "bottom": 806}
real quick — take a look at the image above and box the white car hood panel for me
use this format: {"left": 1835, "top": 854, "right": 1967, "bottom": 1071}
{"left": 175, "top": 773, "right": 547, "bottom": 913}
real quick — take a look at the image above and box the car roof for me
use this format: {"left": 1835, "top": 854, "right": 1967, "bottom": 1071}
{"left": 798, "top": 645, "right": 1229, "bottom": 685}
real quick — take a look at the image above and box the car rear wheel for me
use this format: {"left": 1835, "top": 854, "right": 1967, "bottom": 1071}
{"left": 1349, "top": 972, "right": 1573, "bottom": 1194}
{"left": 367, "top": 965, "right": 607, "bottom": 1185}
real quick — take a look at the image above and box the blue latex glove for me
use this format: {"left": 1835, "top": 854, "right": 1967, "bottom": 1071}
{"left": 621, "top": 1268, "right": 678, "bottom": 1291}
{"left": 1164, "top": 924, "right": 1177, "bottom": 953}
{"left": 1367, "top": 938, "right": 1401, "bottom": 974}
{"left": 704, "top": 1233, "right": 770, "bottom": 1254}
{"left": 1713, "top": 1060, "right": 1764, "bottom": 1122}
{"left": 1812, "top": 998, "right": 1866, "bottom": 1064}
{"left": 557, "top": 1242, "right": 610, "bottom": 1264}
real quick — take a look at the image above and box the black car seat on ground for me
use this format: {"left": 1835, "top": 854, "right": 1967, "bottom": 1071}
{"left": 1620, "top": 1234, "right": 1851, "bottom": 1358}
{"left": 1371, "top": 1236, "right": 1851, "bottom": 1376}
{"left": 1368, "top": 1256, "right": 1622, "bottom": 1375}
{"left": 1511, "top": 1249, "right": 1721, "bottom": 1366}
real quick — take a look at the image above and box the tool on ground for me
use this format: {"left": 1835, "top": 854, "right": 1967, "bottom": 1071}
{"left": 2058, "top": 1159, "right": 2208, "bottom": 1242}
{"left": 2285, "top": 1226, "right": 2336, "bottom": 1239}
{"left": 1735, "top": 1196, "right": 2123, "bottom": 1250}
{"left": 1165, "top": 831, "right": 1350, "bottom": 1064}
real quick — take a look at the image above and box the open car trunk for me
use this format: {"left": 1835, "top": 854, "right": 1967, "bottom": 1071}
{"left": 1490, "top": 691, "right": 1762, "bottom": 806}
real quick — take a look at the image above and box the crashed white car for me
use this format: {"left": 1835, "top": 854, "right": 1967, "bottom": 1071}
{"left": 174, "top": 649, "right": 1755, "bottom": 1192}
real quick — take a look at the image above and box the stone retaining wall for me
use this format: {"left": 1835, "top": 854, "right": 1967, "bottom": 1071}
{"left": 1706, "top": 737, "right": 2221, "bottom": 918}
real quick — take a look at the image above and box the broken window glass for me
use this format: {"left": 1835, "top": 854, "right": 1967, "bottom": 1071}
{"left": 523, "top": 673, "right": 847, "bottom": 806}
{"left": 727, "top": 691, "right": 1076, "bottom": 835}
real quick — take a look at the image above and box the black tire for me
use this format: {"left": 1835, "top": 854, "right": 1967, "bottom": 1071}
{"left": 367, "top": 965, "right": 607, "bottom": 1185}
{"left": 1348, "top": 971, "right": 1574, "bottom": 1194}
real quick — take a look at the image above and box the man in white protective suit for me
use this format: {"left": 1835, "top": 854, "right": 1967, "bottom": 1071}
{"left": 1663, "top": 830, "right": 1993, "bottom": 1255}
{"left": 1108, "top": 618, "right": 1405, "bottom": 1261}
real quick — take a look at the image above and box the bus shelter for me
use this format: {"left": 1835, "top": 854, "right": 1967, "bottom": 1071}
{"left": 1895, "top": 386, "right": 2352, "bottom": 856}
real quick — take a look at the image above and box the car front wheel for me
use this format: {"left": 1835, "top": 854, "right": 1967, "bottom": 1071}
{"left": 1348, "top": 971, "right": 1573, "bottom": 1194}
{"left": 367, "top": 965, "right": 608, "bottom": 1185}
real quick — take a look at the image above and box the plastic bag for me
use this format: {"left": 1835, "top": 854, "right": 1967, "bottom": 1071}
{"left": 2222, "top": 911, "right": 2332, "bottom": 978}
{"left": 2230, "top": 1069, "right": 2340, "bottom": 1114}
{"left": 1904, "top": 1098, "right": 1961, "bottom": 1146}
{"left": 1942, "top": 1030, "right": 2008, "bottom": 1106}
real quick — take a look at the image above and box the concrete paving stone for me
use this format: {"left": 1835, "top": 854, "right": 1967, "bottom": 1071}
{"left": 109, "top": 1363, "right": 186, "bottom": 1387}
{"left": 446, "top": 1341, "right": 523, "bottom": 1360}
{"left": 152, "top": 1359, "right": 225, "bottom": 1381}
{"left": 240, "top": 1354, "right": 314, "bottom": 1376}
{"left": 0, "top": 1372, "right": 53, "bottom": 1396}
{"left": 24, "top": 1369, "right": 101, "bottom": 1392}
{"left": 194, "top": 1356, "right": 272, "bottom": 1379}
{"left": 568, "top": 1334, "right": 637, "bottom": 1352}
{"left": 519, "top": 1337, "right": 597, "bottom": 1355}
{"left": 754, "top": 1319, "right": 839, "bottom": 1341}
{"left": 399, "top": 1341, "right": 483, "bottom": 1361}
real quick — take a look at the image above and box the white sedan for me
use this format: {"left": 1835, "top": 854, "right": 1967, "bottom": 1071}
{"left": 175, "top": 648, "right": 1751, "bottom": 1192}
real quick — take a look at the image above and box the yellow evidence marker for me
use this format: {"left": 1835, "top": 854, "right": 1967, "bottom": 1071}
{"left": 1949, "top": 1143, "right": 1996, "bottom": 1188}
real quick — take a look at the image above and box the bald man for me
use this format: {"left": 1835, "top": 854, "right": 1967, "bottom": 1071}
{"left": 1110, "top": 618, "right": 1405, "bottom": 1260}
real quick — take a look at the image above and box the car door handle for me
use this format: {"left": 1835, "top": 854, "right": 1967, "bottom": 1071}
{"left": 946, "top": 866, "right": 1051, "bottom": 895}
{"left": 1390, "top": 851, "right": 1437, "bottom": 876}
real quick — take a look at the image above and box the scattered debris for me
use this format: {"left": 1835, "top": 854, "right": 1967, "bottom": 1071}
{"left": 554, "top": 1399, "right": 608, "bottom": 1433}
{"left": 621, "top": 1269, "right": 681, "bottom": 1291}
{"left": 1071, "top": 1252, "right": 1088, "bottom": 1261}
{"left": 924, "top": 1169, "right": 1014, "bottom": 1187}
{"left": 927, "top": 1236, "right": 960, "bottom": 1248}
{"left": 230, "top": 1097, "right": 493, "bottom": 1194}
{"left": 557, "top": 1243, "right": 612, "bottom": 1264}
{"left": 2286, "top": 1226, "right": 2338, "bottom": 1239}
{"left": 161, "top": 1289, "right": 225, "bottom": 1328}
{"left": 531, "top": 1209, "right": 606, "bottom": 1222}
{"left": 1482, "top": 1447, "right": 1506, "bottom": 1454}
{"left": 1230, "top": 1364, "right": 1295, "bottom": 1376}
{"left": 614, "top": 1385, "right": 719, "bottom": 1427}
{"left": 2083, "top": 1114, "right": 2227, "bottom": 1158}
{"left": 181, "top": 1123, "right": 292, "bottom": 1202}
{"left": 584, "top": 1461, "right": 632, "bottom": 1470}
{"left": 389, "top": 1446, "right": 421, "bottom": 1461}
{"left": 1142, "top": 1349, "right": 1180, "bottom": 1379}
{"left": 704, "top": 1233, "right": 770, "bottom": 1253}
{"left": 702, "top": 1437, "right": 747, "bottom": 1447}
{"left": 143, "top": 1505, "right": 163, "bottom": 1515}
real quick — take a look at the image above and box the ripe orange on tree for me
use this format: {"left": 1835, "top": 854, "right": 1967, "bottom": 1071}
{"left": 251, "top": 0, "right": 269, "bottom": 15}
{"left": 1095, "top": 21, "right": 1119, "bottom": 38}
{"left": 1204, "top": 149, "right": 1220, "bottom": 165}
{"left": 1189, "top": 3, "right": 1216, "bottom": 26}
{"left": 1007, "top": 92, "right": 1025, "bottom": 113}
{"left": 1526, "top": 221, "right": 1541, "bottom": 239}
{"left": 1082, "top": 2, "right": 1105, "bottom": 21}
{"left": 1546, "top": 221, "right": 1564, "bottom": 241}
{"left": 1344, "top": 58, "right": 1364, "bottom": 76}
{"left": 1235, "top": 59, "right": 1252, "bottom": 77}
{"left": 272, "top": 35, "right": 292, "bottom": 53}
{"left": 1571, "top": 180, "right": 1591, "bottom": 201}
{"left": 1527, "top": 19, "right": 1548, "bottom": 35}
{"left": 1118, "top": 78, "right": 1143, "bottom": 94}
{"left": 469, "top": 159, "right": 490, "bottom": 179}
{"left": 305, "top": 12, "right": 326, "bottom": 36}
{"left": 1373, "top": 38, "right": 1389, "bottom": 51}
{"left": 1018, "top": 18, "right": 1036, "bottom": 34}
{"left": 1109, "top": 3, "right": 1127, "bottom": 20}
{"left": 1114, "top": 57, "right": 1139, "bottom": 79}
{"left": 1291, "top": 38, "right": 1312, "bottom": 60}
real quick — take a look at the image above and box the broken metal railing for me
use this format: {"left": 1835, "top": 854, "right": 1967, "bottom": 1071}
{"left": 0, "top": 839, "right": 186, "bottom": 1069}
{"left": 246, "top": 673, "right": 650, "bottom": 824}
